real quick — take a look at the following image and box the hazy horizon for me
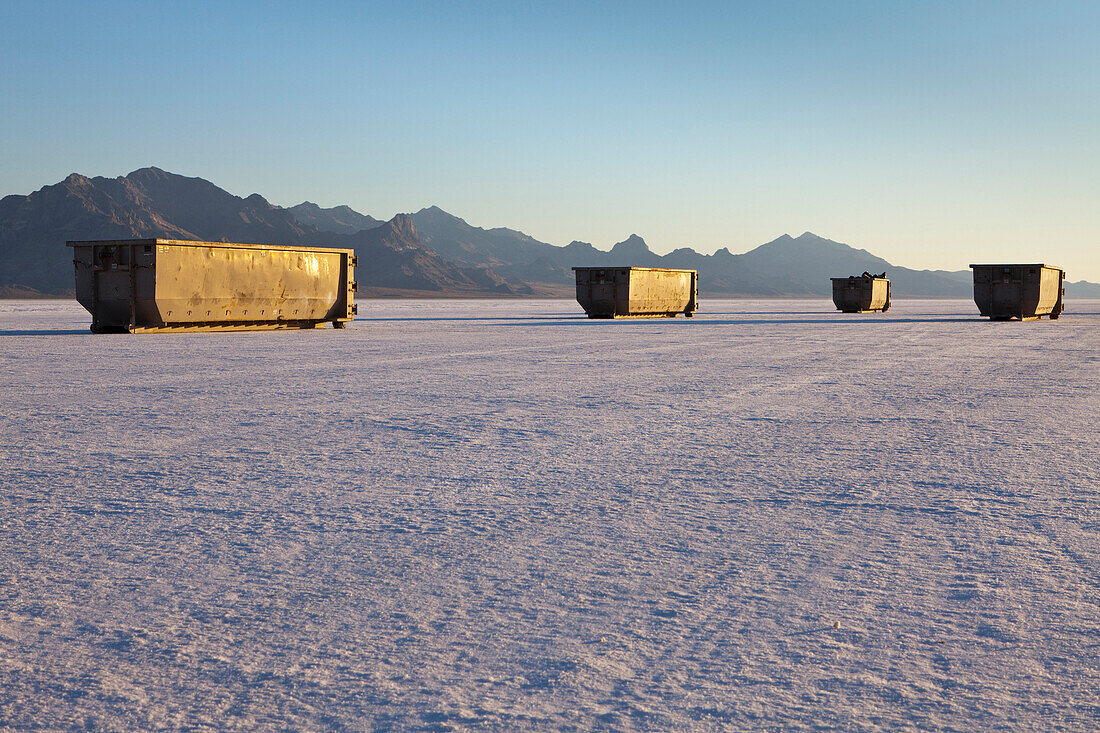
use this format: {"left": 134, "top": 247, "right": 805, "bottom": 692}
{"left": 2, "top": 2, "right": 1097, "bottom": 279}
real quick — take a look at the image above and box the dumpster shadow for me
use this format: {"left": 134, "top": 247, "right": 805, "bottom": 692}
{"left": 497, "top": 318, "right": 627, "bottom": 327}
{"left": 356, "top": 315, "right": 580, "bottom": 323}
{"left": 0, "top": 328, "right": 91, "bottom": 336}
{"left": 355, "top": 313, "right": 1058, "bottom": 327}
{"left": 695, "top": 317, "right": 982, "bottom": 325}
{"left": 706, "top": 310, "right": 838, "bottom": 316}
{"left": 496, "top": 316, "right": 984, "bottom": 327}
{"left": 466, "top": 316, "right": 996, "bottom": 328}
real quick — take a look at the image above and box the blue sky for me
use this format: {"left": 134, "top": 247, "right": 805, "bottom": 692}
{"left": 2, "top": 1, "right": 1098, "bottom": 279}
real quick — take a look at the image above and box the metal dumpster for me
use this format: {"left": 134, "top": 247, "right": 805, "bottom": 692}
{"left": 831, "top": 272, "right": 891, "bottom": 313}
{"left": 68, "top": 238, "right": 357, "bottom": 333}
{"left": 573, "top": 266, "right": 697, "bottom": 318}
{"left": 969, "top": 264, "right": 1064, "bottom": 320}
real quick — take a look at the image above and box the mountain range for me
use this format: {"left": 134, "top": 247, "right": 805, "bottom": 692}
{"left": 3, "top": 167, "right": 1097, "bottom": 298}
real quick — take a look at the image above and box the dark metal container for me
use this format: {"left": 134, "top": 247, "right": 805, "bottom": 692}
{"left": 969, "top": 264, "right": 1064, "bottom": 320}
{"left": 831, "top": 273, "right": 891, "bottom": 313}
{"left": 68, "top": 238, "right": 357, "bottom": 333}
{"left": 573, "top": 266, "right": 697, "bottom": 318}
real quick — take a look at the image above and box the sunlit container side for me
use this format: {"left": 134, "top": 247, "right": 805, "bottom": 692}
{"left": 969, "top": 264, "right": 1064, "bottom": 321}
{"left": 572, "top": 266, "right": 697, "bottom": 318}
{"left": 68, "top": 238, "right": 357, "bottom": 333}
{"left": 831, "top": 274, "right": 891, "bottom": 313}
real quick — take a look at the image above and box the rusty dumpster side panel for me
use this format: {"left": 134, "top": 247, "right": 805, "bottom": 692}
{"left": 572, "top": 267, "right": 697, "bottom": 318}
{"left": 68, "top": 239, "right": 357, "bottom": 333}
{"left": 831, "top": 275, "right": 891, "bottom": 313}
{"left": 969, "top": 264, "right": 1064, "bottom": 320}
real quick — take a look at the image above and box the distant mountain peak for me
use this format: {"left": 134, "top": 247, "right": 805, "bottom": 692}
{"left": 124, "top": 166, "right": 176, "bottom": 182}
{"left": 388, "top": 212, "right": 418, "bottom": 239}
{"left": 8, "top": 166, "right": 1073, "bottom": 299}
{"left": 286, "top": 200, "right": 381, "bottom": 235}
{"left": 360, "top": 213, "right": 424, "bottom": 253}
{"left": 1, "top": 167, "right": 322, "bottom": 294}
{"left": 610, "top": 234, "right": 651, "bottom": 253}
{"left": 414, "top": 205, "right": 469, "bottom": 227}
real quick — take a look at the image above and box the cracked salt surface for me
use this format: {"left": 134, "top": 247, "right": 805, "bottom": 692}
{"left": 1, "top": 298, "right": 1098, "bottom": 730}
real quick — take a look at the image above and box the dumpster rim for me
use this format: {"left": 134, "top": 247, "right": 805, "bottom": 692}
{"left": 67, "top": 238, "right": 355, "bottom": 256}
{"left": 571, "top": 265, "right": 697, "bottom": 274}
{"left": 968, "top": 263, "right": 1061, "bottom": 271}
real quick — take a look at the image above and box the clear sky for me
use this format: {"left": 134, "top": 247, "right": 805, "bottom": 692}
{"left": 2, "top": 1, "right": 1098, "bottom": 279}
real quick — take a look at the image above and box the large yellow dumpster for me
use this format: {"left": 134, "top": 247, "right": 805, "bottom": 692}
{"left": 573, "top": 266, "right": 697, "bottom": 318}
{"left": 831, "top": 273, "right": 891, "bottom": 313}
{"left": 68, "top": 239, "right": 357, "bottom": 333}
{"left": 969, "top": 264, "right": 1064, "bottom": 320}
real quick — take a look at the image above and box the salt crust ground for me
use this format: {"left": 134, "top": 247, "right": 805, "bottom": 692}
{"left": 1, "top": 298, "right": 1098, "bottom": 731}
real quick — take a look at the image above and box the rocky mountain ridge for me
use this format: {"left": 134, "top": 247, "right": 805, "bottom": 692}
{"left": 0, "top": 168, "right": 521, "bottom": 297}
{"left": 287, "top": 202, "right": 381, "bottom": 235}
{"left": 3, "top": 167, "right": 1097, "bottom": 297}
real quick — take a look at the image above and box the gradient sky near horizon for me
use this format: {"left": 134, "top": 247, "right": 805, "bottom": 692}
{"left": 2, "top": 1, "right": 1098, "bottom": 279}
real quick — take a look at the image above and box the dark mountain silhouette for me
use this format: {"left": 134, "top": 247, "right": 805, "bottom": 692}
{"left": 4, "top": 167, "right": 1097, "bottom": 297}
{"left": 408, "top": 206, "right": 562, "bottom": 278}
{"left": 732, "top": 233, "right": 972, "bottom": 297}
{"left": 345, "top": 214, "right": 527, "bottom": 295}
{"left": 610, "top": 234, "right": 662, "bottom": 265}
{"left": 380, "top": 208, "right": 996, "bottom": 296}
{"left": 0, "top": 168, "right": 526, "bottom": 297}
{"left": 0, "top": 167, "right": 319, "bottom": 295}
{"left": 288, "top": 201, "right": 381, "bottom": 235}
